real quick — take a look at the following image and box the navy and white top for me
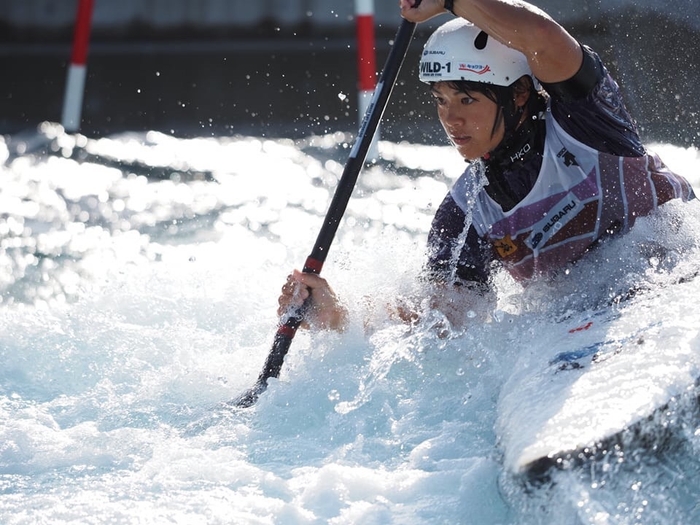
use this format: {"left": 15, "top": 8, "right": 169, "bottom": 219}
{"left": 425, "top": 46, "right": 696, "bottom": 286}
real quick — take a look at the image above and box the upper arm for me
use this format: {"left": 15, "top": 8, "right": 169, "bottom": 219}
{"left": 539, "top": 43, "right": 603, "bottom": 101}
{"left": 460, "top": 0, "right": 584, "bottom": 84}
{"left": 523, "top": 17, "right": 583, "bottom": 84}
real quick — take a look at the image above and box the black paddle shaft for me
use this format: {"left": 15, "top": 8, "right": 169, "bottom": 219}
{"left": 233, "top": 17, "right": 419, "bottom": 408}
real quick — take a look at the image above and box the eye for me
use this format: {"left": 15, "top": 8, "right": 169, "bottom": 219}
{"left": 431, "top": 93, "right": 447, "bottom": 106}
{"left": 460, "top": 95, "right": 475, "bottom": 105}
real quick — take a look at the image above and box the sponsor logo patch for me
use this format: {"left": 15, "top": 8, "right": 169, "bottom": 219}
{"left": 557, "top": 147, "right": 579, "bottom": 167}
{"left": 493, "top": 235, "right": 517, "bottom": 258}
{"left": 526, "top": 192, "right": 582, "bottom": 251}
{"left": 458, "top": 63, "right": 491, "bottom": 75}
{"left": 420, "top": 60, "right": 452, "bottom": 77}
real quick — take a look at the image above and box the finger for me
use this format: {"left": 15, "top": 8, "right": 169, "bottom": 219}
{"left": 295, "top": 285, "right": 310, "bottom": 302}
{"left": 281, "top": 271, "right": 308, "bottom": 295}
{"left": 277, "top": 290, "right": 306, "bottom": 315}
{"left": 294, "top": 270, "right": 329, "bottom": 291}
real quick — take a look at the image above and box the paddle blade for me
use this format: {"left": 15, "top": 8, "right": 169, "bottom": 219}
{"left": 230, "top": 379, "right": 266, "bottom": 408}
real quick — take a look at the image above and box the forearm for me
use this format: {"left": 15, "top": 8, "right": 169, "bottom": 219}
{"left": 449, "top": 0, "right": 557, "bottom": 53}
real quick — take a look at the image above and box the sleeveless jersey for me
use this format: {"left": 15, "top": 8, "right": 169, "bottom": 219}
{"left": 449, "top": 112, "right": 695, "bottom": 282}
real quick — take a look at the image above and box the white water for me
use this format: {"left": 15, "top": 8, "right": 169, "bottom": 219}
{"left": 1, "top": 122, "right": 700, "bottom": 524}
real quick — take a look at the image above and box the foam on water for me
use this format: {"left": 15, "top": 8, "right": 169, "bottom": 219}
{"left": 0, "top": 123, "right": 699, "bottom": 524}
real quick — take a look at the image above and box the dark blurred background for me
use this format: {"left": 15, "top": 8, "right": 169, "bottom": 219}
{"left": 1, "top": 0, "right": 699, "bottom": 146}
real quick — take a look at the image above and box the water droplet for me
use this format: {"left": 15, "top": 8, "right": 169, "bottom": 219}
{"left": 327, "top": 389, "right": 340, "bottom": 402}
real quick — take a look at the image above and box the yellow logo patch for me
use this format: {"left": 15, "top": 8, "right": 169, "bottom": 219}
{"left": 493, "top": 236, "right": 517, "bottom": 258}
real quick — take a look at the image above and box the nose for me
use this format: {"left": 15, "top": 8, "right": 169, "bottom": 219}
{"left": 441, "top": 101, "right": 464, "bottom": 127}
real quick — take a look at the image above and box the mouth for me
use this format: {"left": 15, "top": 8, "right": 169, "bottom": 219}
{"left": 450, "top": 134, "right": 471, "bottom": 146}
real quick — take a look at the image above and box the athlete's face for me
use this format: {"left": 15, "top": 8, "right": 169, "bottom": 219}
{"left": 431, "top": 81, "right": 504, "bottom": 161}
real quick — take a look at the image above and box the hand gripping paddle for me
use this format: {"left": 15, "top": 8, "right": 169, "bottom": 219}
{"left": 233, "top": 13, "right": 420, "bottom": 408}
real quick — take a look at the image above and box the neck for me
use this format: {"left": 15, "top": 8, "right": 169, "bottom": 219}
{"left": 480, "top": 109, "right": 546, "bottom": 211}
{"left": 483, "top": 110, "right": 544, "bottom": 170}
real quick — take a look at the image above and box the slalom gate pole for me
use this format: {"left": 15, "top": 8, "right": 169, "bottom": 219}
{"left": 233, "top": 15, "right": 419, "bottom": 408}
{"left": 355, "top": 0, "right": 379, "bottom": 161}
{"left": 61, "top": 0, "right": 95, "bottom": 132}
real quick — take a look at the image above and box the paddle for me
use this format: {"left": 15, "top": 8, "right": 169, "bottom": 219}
{"left": 233, "top": 13, "right": 420, "bottom": 408}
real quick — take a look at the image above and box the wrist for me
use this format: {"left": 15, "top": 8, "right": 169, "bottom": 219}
{"left": 444, "top": 0, "right": 455, "bottom": 14}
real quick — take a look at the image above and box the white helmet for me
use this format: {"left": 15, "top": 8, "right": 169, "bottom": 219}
{"left": 419, "top": 18, "right": 532, "bottom": 86}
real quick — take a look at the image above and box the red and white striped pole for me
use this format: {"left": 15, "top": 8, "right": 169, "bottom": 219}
{"left": 355, "top": 0, "right": 379, "bottom": 160}
{"left": 61, "top": 0, "right": 95, "bottom": 132}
